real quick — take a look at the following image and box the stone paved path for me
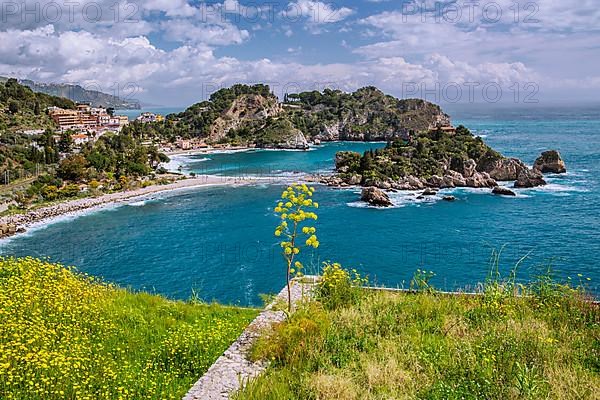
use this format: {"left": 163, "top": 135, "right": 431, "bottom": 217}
{"left": 183, "top": 277, "right": 317, "bottom": 400}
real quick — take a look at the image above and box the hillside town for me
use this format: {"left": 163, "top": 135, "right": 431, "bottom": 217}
{"left": 46, "top": 104, "right": 129, "bottom": 145}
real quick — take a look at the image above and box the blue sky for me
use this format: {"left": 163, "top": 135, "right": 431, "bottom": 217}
{"left": 0, "top": 0, "right": 599, "bottom": 106}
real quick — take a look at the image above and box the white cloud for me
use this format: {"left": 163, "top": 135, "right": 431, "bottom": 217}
{"left": 0, "top": 25, "right": 544, "bottom": 105}
{"left": 282, "top": 0, "right": 354, "bottom": 26}
{"left": 143, "top": 0, "right": 197, "bottom": 17}
{"left": 160, "top": 19, "right": 250, "bottom": 45}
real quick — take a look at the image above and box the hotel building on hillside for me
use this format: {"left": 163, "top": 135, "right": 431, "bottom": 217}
{"left": 48, "top": 105, "right": 129, "bottom": 133}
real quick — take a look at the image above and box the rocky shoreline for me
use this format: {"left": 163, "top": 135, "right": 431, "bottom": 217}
{"left": 0, "top": 175, "right": 258, "bottom": 239}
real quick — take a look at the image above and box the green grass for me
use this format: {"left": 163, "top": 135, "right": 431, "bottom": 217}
{"left": 236, "top": 276, "right": 599, "bottom": 399}
{"left": 0, "top": 257, "right": 258, "bottom": 399}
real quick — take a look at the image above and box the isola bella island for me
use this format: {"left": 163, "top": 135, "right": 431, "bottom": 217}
{"left": 0, "top": 1, "right": 598, "bottom": 399}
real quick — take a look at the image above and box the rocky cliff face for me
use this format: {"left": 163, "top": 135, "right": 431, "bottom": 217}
{"left": 209, "top": 94, "right": 283, "bottom": 142}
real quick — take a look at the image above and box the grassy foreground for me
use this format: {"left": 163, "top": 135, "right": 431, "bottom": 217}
{"left": 237, "top": 267, "right": 600, "bottom": 399}
{"left": 0, "top": 257, "right": 258, "bottom": 400}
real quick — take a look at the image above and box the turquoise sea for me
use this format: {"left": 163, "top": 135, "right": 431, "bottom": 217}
{"left": 1, "top": 105, "right": 599, "bottom": 305}
{"left": 118, "top": 107, "right": 182, "bottom": 121}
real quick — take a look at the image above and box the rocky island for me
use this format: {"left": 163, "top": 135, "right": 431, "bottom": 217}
{"left": 324, "top": 126, "right": 567, "bottom": 207}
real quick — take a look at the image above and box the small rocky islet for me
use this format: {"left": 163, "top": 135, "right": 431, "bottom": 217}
{"left": 318, "top": 127, "right": 566, "bottom": 207}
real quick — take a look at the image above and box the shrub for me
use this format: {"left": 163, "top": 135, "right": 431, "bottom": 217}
{"left": 41, "top": 185, "right": 58, "bottom": 201}
{"left": 251, "top": 302, "right": 329, "bottom": 366}
{"left": 317, "top": 262, "right": 367, "bottom": 310}
{"left": 59, "top": 183, "right": 80, "bottom": 198}
{"left": 88, "top": 180, "right": 100, "bottom": 190}
{"left": 410, "top": 268, "right": 436, "bottom": 292}
{"left": 57, "top": 154, "right": 89, "bottom": 182}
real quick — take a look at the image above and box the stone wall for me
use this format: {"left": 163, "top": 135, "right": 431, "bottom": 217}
{"left": 183, "top": 277, "right": 317, "bottom": 400}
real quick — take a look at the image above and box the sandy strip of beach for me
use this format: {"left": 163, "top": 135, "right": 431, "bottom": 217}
{"left": 164, "top": 146, "right": 253, "bottom": 156}
{"left": 0, "top": 175, "right": 261, "bottom": 233}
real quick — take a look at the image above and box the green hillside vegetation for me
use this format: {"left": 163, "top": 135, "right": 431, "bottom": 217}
{"left": 123, "top": 84, "right": 275, "bottom": 141}
{"left": 0, "top": 79, "right": 76, "bottom": 196}
{"left": 0, "top": 257, "right": 258, "bottom": 399}
{"left": 7, "top": 131, "right": 170, "bottom": 208}
{"left": 285, "top": 86, "right": 447, "bottom": 138}
{"left": 227, "top": 117, "right": 302, "bottom": 148}
{"left": 237, "top": 266, "right": 599, "bottom": 400}
{"left": 0, "top": 78, "right": 74, "bottom": 133}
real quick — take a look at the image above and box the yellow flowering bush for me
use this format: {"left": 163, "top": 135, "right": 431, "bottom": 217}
{"left": 274, "top": 183, "right": 319, "bottom": 311}
{"left": 0, "top": 257, "right": 256, "bottom": 399}
{"left": 317, "top": 262, "right": 368, "bottom": 310}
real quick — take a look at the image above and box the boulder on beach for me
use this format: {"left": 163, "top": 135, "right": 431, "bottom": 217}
{"left": 361, "top": 187, "right": 392, "bottom": 207}
{"left": 533, "top": 150, "right": 567, "bottom": 174}
{"left": 514, "top": 168, "right": 546, "bottom": 188}
{"left": 492, "top": 186, "right": 516, "bottom": 196}
{"left": 422, "top": 188, "right": 437, "bottom": 196}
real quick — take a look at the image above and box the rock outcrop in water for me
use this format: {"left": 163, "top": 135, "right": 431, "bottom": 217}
{"left": 361, "top": 187, "right": 392, "bottom": 207}
{"left": 533, "top": 150, "right": 567, "bottom": 174}
{"left": 492, "top": 186, "right": 517, "bottom": 196}
{"left": 515, "top": 168, "right": 547, "bottom": 188}
{"left": 477, "top": 157, "right": 528, "bottom": 181}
